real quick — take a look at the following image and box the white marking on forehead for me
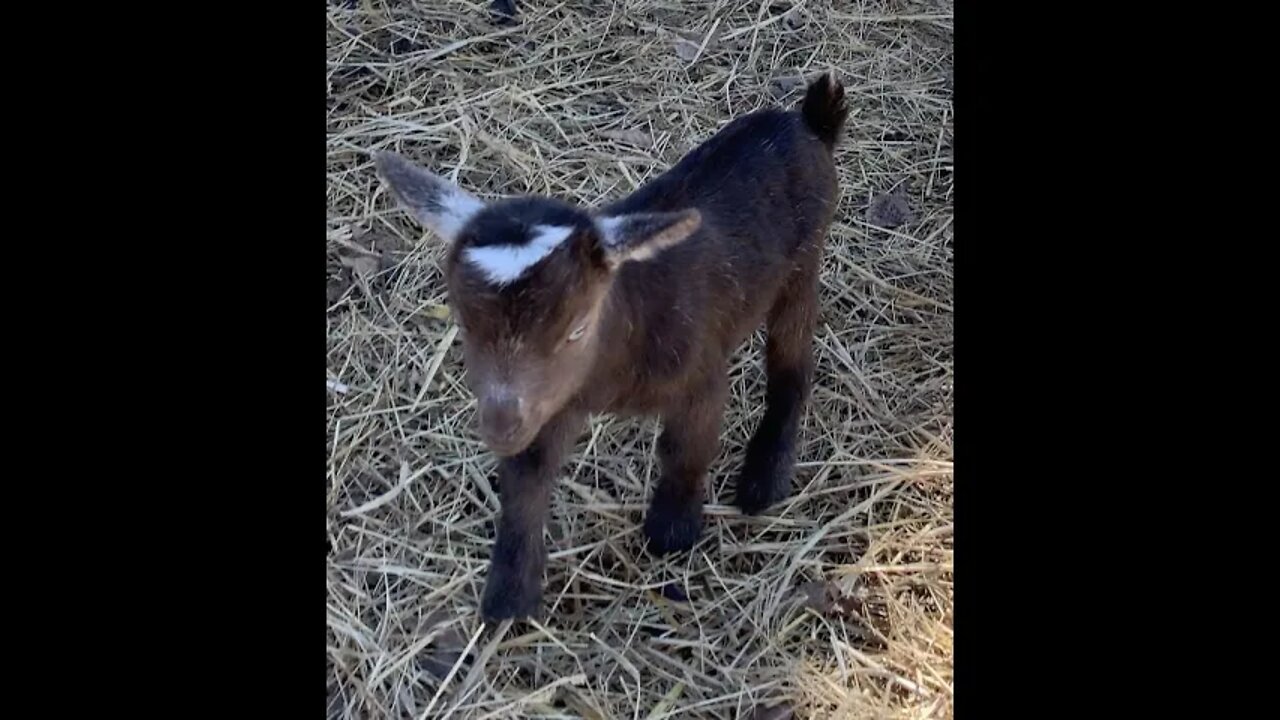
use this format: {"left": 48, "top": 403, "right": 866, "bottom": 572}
{"left": 596, "top": 216, "right": 627, "bottom": 249}
{"left": 462, "top": 224, "right": 574, "bottom": 285}
{"left": 428, "top": 187, "right": 486, "bottom": 243}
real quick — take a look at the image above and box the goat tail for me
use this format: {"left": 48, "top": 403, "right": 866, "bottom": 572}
{"left": 801, "top": 71, "right": 848, "bottom": 151}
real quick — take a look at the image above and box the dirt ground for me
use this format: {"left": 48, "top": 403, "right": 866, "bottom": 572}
{"left": 327, "top": 1, "right": 952, "bottom": 717}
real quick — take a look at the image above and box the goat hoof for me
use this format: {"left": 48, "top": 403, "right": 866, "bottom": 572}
{"left": 643, "top": 498, "right": 704, "bottom": 555}
{"left": 480, "top": 565, "right": 542, "bottom": 621}
{"left": 734, "top": 452, "right": 794, "bottom": 515}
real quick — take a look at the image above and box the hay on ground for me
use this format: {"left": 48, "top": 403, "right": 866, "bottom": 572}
{"left": 327, "top": 1, "right": 952, "bottom": 718}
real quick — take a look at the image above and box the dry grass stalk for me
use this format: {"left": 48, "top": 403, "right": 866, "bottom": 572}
{"left": 328, "top": 1, "right": 952, "bottom": 717}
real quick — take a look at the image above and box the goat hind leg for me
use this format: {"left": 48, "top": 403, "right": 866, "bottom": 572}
{"left": 735, "top": 258, "right": 818, "bottom": 514}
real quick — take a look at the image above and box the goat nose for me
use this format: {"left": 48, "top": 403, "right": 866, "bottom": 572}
{"left": 480, "top": 395, "right": 524, "bottom": 439}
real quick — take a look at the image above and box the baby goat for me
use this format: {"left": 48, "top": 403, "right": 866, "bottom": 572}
{"left": 376, "top": 73, "right": 847, "bottom": 620}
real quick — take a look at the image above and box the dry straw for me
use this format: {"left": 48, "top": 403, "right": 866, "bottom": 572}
{"left": 327, "top": 1, "right": 952, "bottom": 717}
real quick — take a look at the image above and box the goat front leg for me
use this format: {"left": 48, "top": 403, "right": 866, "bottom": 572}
{"left": 644, "top": 374, "right": 727, "bottom": 554}
{"left": 481, "top": 410, "right": 583, "bottom": 621}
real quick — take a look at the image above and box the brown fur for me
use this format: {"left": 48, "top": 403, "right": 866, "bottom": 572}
{"left": 376, "top": 73, "right": 848, "bottom": 620}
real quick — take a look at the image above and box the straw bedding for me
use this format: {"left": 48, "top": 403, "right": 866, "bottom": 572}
{"left": 327, "top": 2, "right": 952, "bottom": 717}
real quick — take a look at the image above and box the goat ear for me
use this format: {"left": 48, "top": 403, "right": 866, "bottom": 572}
{"left": 374, "top": 152, "right": 485, "bottom": 244}
{"left": 595, "top": 209, "right": 702, "bottom": 269}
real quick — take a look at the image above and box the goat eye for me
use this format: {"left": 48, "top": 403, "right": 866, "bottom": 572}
{"left": 567, "top": 324, "right": 587, "bottom": 342}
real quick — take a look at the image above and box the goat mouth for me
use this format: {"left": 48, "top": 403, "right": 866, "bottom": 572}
{"left": 481, "top": 429, "right": 537, "bottom": 457}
